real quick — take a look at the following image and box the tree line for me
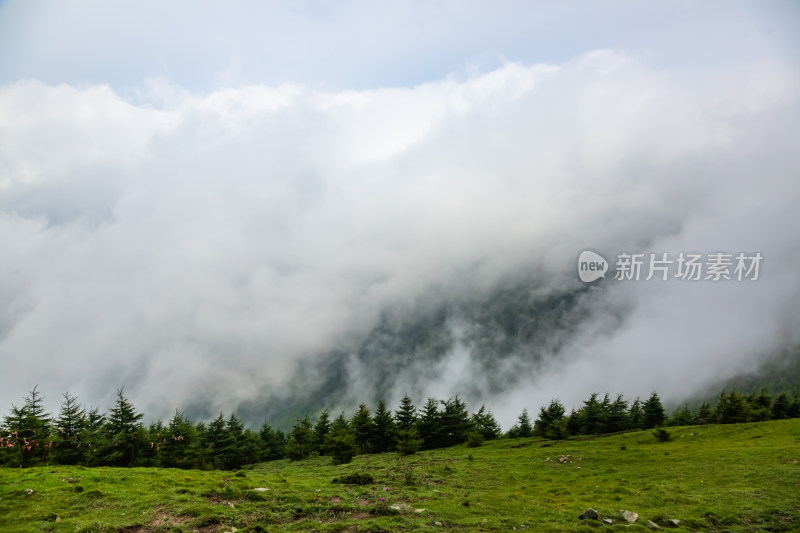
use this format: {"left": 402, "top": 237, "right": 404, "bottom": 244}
{"left": 1, "top": 386, "right": 798, "bottom": 469}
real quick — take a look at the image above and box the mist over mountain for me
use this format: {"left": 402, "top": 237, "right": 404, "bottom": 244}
{"left": 1, "top": 3, "right": 799, "bottom": 430}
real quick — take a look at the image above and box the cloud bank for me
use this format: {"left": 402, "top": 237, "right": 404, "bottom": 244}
{"left": 1, "top": 51, "right": 798, "bottom": 427}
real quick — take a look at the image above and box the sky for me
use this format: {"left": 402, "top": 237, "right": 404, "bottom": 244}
{"left": 0, "top": 1, "right": 799, "bottom": 428}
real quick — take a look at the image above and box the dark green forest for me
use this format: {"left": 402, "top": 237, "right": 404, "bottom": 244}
{"left": 2, "top": 384, "right": 798, "bottom": 471}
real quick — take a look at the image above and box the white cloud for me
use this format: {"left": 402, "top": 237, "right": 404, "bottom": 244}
{"left": 0, "top": 50, "right": 798, "bottom": 426}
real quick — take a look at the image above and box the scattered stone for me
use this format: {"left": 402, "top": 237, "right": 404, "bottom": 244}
{"left": 314, "top": 489, "right": 321, "bottom": 492}
{"left": 579, "top": 508, "right": 600, "bottom": 520}
{"left": 24, "top": 489, "right": 34, "bottom": 495}
{"left": 646, "top": 520, "right": 661, "bottom": 529}
{"left": 415, "top": 508, "right": 428, "bottom": 513}
{"left": 390, "top": 503, "right": 412, "bottom": 512}
{"left": 620, "top": 510, "right": 638, "bottom": 523}
{"left": 603, "top": 518, "right": 614, "bottom": 524}
{"left": 667, "top": 519, "right": 681, "bottom": 527}
{"left": 544, "top": 457, "right": 552, "bottom": 462}
{"left": 252, "top": 487, "right": 270, "bottom": 491}
{"left": 434, "top": 521, "right": 443, "bottom": 526}
{"left": 558, "top": 455, "right": 570, "bottom": 464}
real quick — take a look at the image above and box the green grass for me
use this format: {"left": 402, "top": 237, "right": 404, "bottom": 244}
{"left": 1, "top": 419, "right": 799, "bottom": 532}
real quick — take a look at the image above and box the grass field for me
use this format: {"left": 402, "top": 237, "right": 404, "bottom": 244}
{"left": 1, "top": 419, "right": 798, "bottom": 532}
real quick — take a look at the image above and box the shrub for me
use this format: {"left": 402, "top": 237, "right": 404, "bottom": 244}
{"left": 652, "top": 427, "right": 672, "bottom": 442}
{"left": 466, "top": 431, "right": 485, "bottom": 448}
{"left": 332, "top": 472, "right": 374, "bottom": 485}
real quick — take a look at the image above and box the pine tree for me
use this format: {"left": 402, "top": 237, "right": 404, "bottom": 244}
{"left": 328, "top": 428, "right": 358, "bottom": 465}
{"left": 628, "top": 398, "right": 644, "bottom": 429}
{"left": 471, "top": 405, "right": 501, "bottom": 440}
{"left": 718, "top": 390, "right": 749, "bottom": 424}
{"left": 220, "top": 413, "right": 246, "bottom": 469}
{"left": 371, "top": 400, "right": 397, "bottom": 453}
{"left": 606, "top": 394, "right": 629, "bottom": 433}
{"left": 313, "top": 409, "right": 331, "bottom": 454}
{"left": 52, "top": 392, "right": 87, "bottom": 465}
{"left": 259, "top": 421, "right": 286, "bottom": 461}
{"left": 350, "top": 404, "right": 373, "bottom": 454}
{"left": 581, "top": 393, "right": 605, "bottom": 434}
{"left": 204, "top": 413, "right": 228, "bottom": 468}
{"left": 83, "top": 407, "right": 106, "bottom": 466}
{"left": 285, "top": 415, "right": 314, "bottom": 460}
{"left": 417, "top": 398, "right": 442, "bottom": 449}
{"left": 670, "top": 404, "right": 696, "bottom": 426}
{"left": 103, "top": 388, "right": 144, "bottom": 466}
{"left": 534, "top": 399, "right": 566, "bottom": 439}
{"left": 566, "top": 408, "right": 582, "bottom": 435}
{"left": 712, "top": 390, "right": 729, "bottom": 423}
{"left": 515, "top": 408, "right": 533, "bottom": 438}
{"left": 789, "top": 393, "right": 800, "bottom": 418}
{"left": 439, "top": 396, "right": 472, "bottom": 447}
{"left": 771, "top": 393, "right": 792, "bottom": 420}
{"left": 395, "top": 395, "right": 417, "bottom": 431}
{"left": 163, "top": 410, "right": 196, "bottom": 468}
{"left": 3, "top": 386, "right": 53, "bottom": 466}
{"left": 696, "top": 402, "right": 712, "bottom": 424}
{"left": 328, "top": 412, "right": 350, "bottom": 435}
{"left": 643, "top": 392, "right": 666, "bottom": 429}
{"left": 747, "top": 389, "right": 772, "bottom": 421}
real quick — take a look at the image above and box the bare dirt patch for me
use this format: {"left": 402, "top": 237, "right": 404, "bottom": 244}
{"left": 330, "top": 496, "right": 344, "bottom": 503}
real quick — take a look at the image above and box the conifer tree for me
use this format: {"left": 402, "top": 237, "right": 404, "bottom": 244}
{"left": 164, "top": 410, "right": 196, "bottom": 468}
{"left": 439, "top": 396, "right": 472, "bottom": 447}
{"left": 696, "top": 402, "right": 712, "bottom": 424}
{"left": 285, "top": 415, "right": 314, "bottom": 460}
{"left": 313, "top": 409, "right": 331, "bottom": 454}
{"left": 83, "top": 407, "right": 106, "bottom": 466}
{"left": 259, "top": 421, "right": 286, "bottom": 461}
{"left": 395, "top": 395, "right": 417, "bottom": 431}
{"left": 471, "top": 405, "right": 501, "bottom": 440}
{"left": 771, "top": 392, "right": 792, "bottom": 420}
{"left": 511, "top": 408, "right": 533, "bottom": 438}
{"left": 581, "top": 393, "right": 605, "bottom": 434}
{"left": 371, "top": 400, "right": 397, "bottom": 453}
{"left": 350, "top": 403, "right": 373, "bottom": 454}
{"left": 534, "top": 399, "right": 566, "bottom": 439}
{"left": 643, "top": 392, "right": 666, "bottom": 429}
{"left": 628, "top": 398, "right": 644, "bottom": 429}
{"left": 417, "top": 397, "right": 442, "bottom": 449}
{"left": 103, "top": 388, "right": 144, "bottom": 466}
{"left": 52, "top": 392, "right": 86, "bottom": 465}
{"left": 606, "top": 394, "right": 629, "bottom": 433}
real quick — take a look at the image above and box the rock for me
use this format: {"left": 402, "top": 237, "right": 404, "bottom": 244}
{"left": 646, "top": 520, "right": 661, "bottom": 529}
{"left": 579, "top": 508, "right": 600, "bottom": 520}
{"left": 434, "top": 521, "right": 443, "bottom": 526}
{"left": 24, "top": 489, "right": 34, "bottom": 494}
{"left": 252, "top": 487, "right": 270, "bottom": 491}
{"left": 603, "top": 518, "right": 614, "bottom": 524}
{"left": 668, "top": 519, "right": 681, "bottom": 527}
{"left": 390, "top": 503, "right": 412, "bottom": 511}
{"left": 620, "top": 510, "right": 638, "bottom": 523}
{"left": 314, "top": 489, "right": 321, "bottom": 492}
{"left": 415, "top": 508, "right": 428, "bottom": 513}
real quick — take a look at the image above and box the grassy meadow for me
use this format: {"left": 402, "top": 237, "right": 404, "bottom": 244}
{"left": 1, "top": 419, "right": 798, "bottom": 532}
